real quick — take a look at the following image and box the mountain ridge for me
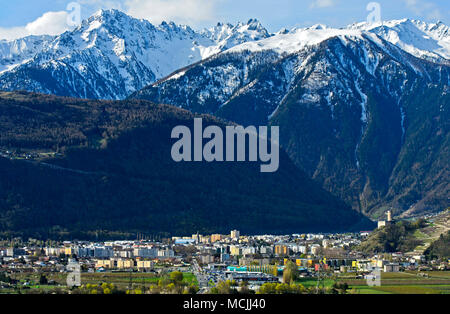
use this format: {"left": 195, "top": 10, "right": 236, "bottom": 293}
{"left": 131, "top": 29, "right": 450, "bottom": 219}
{"left": 0, "top": 10, "right": 448, "bottom": 99}
{"left": 0, "top": 10, "right": 448, "bottom": 221}
{"left": 0, "top": 9, "right": 271, "bottom": 99}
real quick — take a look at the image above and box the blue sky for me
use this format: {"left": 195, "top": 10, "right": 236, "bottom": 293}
{"left": 0, "top": 0, "right": 449, "bottom": 40}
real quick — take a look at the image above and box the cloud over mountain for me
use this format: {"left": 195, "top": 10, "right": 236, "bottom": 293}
{"left": 0, "top": 11, "right": 70, "bottom": 40}
{"left": 125, "top": 0, "right": 219, "bottom": 25}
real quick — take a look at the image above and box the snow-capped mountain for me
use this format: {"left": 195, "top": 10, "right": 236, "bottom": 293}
{"left": 201, "top": 19, "right": 272, "bottom": 51}
{"left": 0, "top": 9, "right": 448, "bottom": 218}
{"left": 132, "top": 22, "right": 449, "bottom": 218}
{"left": 0, "top": 9, "right": 270, "bottom": 99}
{"left": 223, "top": 19, "right": 450, "bottom": 64}
{"left": 0, "top": 35, "right": 53, "bottom": 73}
{"left": 349, "top": 19, "right": 450, "bottom": 62}
{"left": 0, "top": 10, "right": 448, "bottom": 100}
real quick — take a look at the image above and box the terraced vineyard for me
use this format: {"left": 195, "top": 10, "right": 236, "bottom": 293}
{"left": 409, "top": 210, "right": 450, "bottom": 255}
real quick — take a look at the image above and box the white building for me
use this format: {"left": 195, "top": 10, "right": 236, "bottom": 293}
{"left": 310, "top": 244, "right": 321, "bottom": 255}
{"left": 134, "top": 248, "right": 158, "bottom": 258}
{"left": 157, "top": 248, "right": 174, "bottom": 259}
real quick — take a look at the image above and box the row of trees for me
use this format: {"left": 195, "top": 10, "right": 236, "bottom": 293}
{"left": 71, "top": 271, "right": 200, "bottom": 295}
{"left": 126, "top": 271, "right": 199, "bottom": 295}
{"left": 75, "top": 283, "right": 117, "bottom": 294}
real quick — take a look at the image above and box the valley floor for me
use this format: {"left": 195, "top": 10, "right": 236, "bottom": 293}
{"left": 2, "top": 270, "right": 450, "bottom": 294}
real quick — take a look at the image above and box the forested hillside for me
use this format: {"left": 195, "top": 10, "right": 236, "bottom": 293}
{"left": 0, "top": 92, "right": 373, "bottom": 239}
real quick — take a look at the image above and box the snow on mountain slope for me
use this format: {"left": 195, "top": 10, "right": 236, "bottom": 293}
{"left": 202, "top": 19, "right": 272, "bottom": 51}
{"left": 0, "top": 10, "right": 448, "bottom": 100}
{"left": 349, "top": 19, "right": 450, "bottom": 61}
{"left": 132, "top": 30, "right": 450, "bottom": 217}
{"left": 0, "top": 9, "right": 271, "bottom": 99}
{"left": 135, "top": 32, "right": 433, "bottom": 124}
{"left": 227, "top": 26, "right": 363, "bottom": 55}
{"left": 0, "top": 35, "right": 53, "bottom": 73}
{"left": 227, "top": 19, "right": 449, "bottom": 63}
{"left": 40, "top": 9, "right": 217, "bottom": 97}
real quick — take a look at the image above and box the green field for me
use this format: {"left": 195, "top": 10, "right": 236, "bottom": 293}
{"left": 2, "top": 270, "right": 449, "bottom": 294}
{"left": 0, "top": 271, "right": 198, "bottom": 294}
{"left": 296, "top": 271, "right": 450, "bottom": 294}
{"left": 352, "top": 285, "right": 450, "bottom": 294}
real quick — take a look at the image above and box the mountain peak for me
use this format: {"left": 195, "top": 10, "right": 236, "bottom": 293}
{"left": 0, "top": 9, "right": 275, "bottom": 99}
{"left": 246, "top": 18, "right": 261, "bottom": 26}
{"left": 82, "top": 8, "right": 148, "bottom": 33}
{"left": 309, "top": 24, "right": 328, "bottom": 30}
{"left": 92, "top": 8, "right": 125, "bottom": 19}
{"left": 345, "top": 18, "right": 450, "bottom": 60}
{"left": 240, "top": 18, "right": 267, "bottom": 32}
{"left": 88, "top": 8, "right": 130, "bottom": 24}
{"left": 201, "top": 19, "right": 271, "bottom": 48}
{"left": 1, "top": 11, "right": 448, "bottom": 102}
{"left": 276, "top": 28, "right": 289, "bottom": 35}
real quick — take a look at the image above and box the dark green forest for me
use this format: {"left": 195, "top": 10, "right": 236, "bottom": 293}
{"left": 0, "top": 92, "right": 373, "bottom": 240}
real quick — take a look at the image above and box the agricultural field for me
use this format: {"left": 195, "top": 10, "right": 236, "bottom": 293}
{"left": 348, "top": 271, "right": 450, "bottom": 294}
{"left": 411, "top": 210, "right": 449, "bottom": 254}
{"left": 0, "top": 271, "right": 198, "bottom": 294}
{"left": 296, "top": 271, "right": 450, "bottom": 294}
{"left": 2, "top": 270, "right": 450, "bottom": 294}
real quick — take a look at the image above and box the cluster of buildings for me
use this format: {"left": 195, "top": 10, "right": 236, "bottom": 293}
{"left": 174, "top": 231, "right": 436, "bottom": 275}
{"left": 172, "top": 231, "right": 364, "bottom": 266}
{"left": 0, "top": 229, "right": 447, "bottom": 285}
{"left": 0, "top": 241, "right": 176, "bottom": 273}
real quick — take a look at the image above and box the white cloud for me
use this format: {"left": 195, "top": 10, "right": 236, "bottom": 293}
{"left": 310, "top": 0, "right": 335, "bottom": 9}
{"left": 124, "top": 0, "right": 218, "bottom": 25}
{"left": 403, "top": 0, "right": 443, "bottom": 21}
{"left": 0, "top": 0, "right": 221, "bottom": 40}
{"left": 0, "top": 11, "right": 70, "bottom": 41}
{"left": 25, "top": 11, "right": 70, "bottom": 35}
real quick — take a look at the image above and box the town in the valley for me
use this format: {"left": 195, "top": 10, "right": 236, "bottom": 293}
{"left": 0, "top": 210, "right": 449, "bottom": 294}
